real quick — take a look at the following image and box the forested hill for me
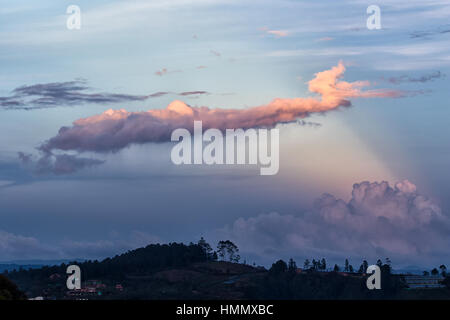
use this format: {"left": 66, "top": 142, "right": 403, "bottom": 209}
{"left": 7, "top": 242, "right": 208, "bottom": 282}
{"left": 4, "top": 241, "right": 450, "bottom": 300}
{"left": 0, "top": 274, "right": 26, "bottom": 300}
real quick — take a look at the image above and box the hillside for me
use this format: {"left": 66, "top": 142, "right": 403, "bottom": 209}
{"left": 0, "top": 274, "right": 26, "bottom": 300}
{"left": 4, "top": 242, "right": 450, "bottom": 300}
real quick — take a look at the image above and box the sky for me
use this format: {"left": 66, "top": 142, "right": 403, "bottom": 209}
{"left": 0, "top": 0, "right": 450, "bottom": 269}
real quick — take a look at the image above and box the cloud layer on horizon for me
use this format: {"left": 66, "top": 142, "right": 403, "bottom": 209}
{"left": 0, "top": 230, "right": 161, "bottom": 261}
{"left": 214, "top": 180, "right": 450, "bottom": 266}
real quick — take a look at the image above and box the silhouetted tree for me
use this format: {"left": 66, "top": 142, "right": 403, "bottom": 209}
{"left": 376, "top": 259, "right": 383, "bottom": 268}
{"left": 385, "top": 258, "right": 392, "bottom": 266}
{"left": 269, "top": 260, "right": 288, "bottom": 275}
{"left": 440, "top": 265, "right": 447, "bottom": 277}
{"left": 0, "top": 275, "right": 25, "bottom": 300}
{"left": 217, "top": 240, "right": 240, "bottom": 263}
{"left": 442, "top": 275, "right": 450, "bottom": 290}
{"left": 344, "top": 259, "right": 349, "bottom": 272}
{"left": 321, "top": 258, "right": 327, "bottom": 271}
{"left": 358, "top": 264, "right": 364, "bottom": 274}
{"left": 288, "top": 258, "right": 297, "bottom": 272}
{"left": 431, "top": 268, "right": 439, "bottom": 276}
{"left": 198, "top": 237, "right": 213, "bottom": 260}
{"left": 362, "top": 260, "right": 369, "bottom": 273}
{"left": 333, "top": 264, "right": 340, "bottom": 272}
{"left": 349, "top": 265, "right": 354, "bottom": 273}
{"left": 303, "top": 259, "right": 310, "bottom": 270}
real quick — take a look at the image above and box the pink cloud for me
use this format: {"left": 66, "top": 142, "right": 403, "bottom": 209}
{"left": 38, "top": 62, "right": 404, "bottom": 154}
{"left": 267, "top": 30, "right": 289, "bottom": 37}
{"left": 155, "top": 68, "right": 182, "bottom": 76}
{"left": 155, "top": 68, "right": 168, "bottom": 76}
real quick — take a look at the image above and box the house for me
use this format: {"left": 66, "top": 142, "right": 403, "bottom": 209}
{"left": 402, "top": 275, "right": 445, "bottom": 289}
{"left": 49, "top": 273, "right": 62, "bottom": 280}
{"left": 115, "top": 284, "right": 124, "bottom": 291}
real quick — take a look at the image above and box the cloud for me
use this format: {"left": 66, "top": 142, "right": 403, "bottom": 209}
{"left": 384, "top": 71, "right": 445, "bottom": 84}
{"left": 0, "top": 96, "right": 24, "bottom": 108}
{"left": 266, "top": 30, "right": 289, "bottom": 37}
{"left": 17, "top": 152, "right": 32, "bottom": 164}
{"left": 178, "top": 91, "right": 209, "bottom": 96}
{"left": 260, "top": 27, "right": 289, "bottom": 38}
{"left": 155, "top": 68, "right": 182, "bottom": 76}
{"left": 20, "top": 63, "right": 402, "bottom": 174}
{"left": 215, "top": 180, "right": 450, "bottom": 266}
{"left": 0, "top": 79, "right": 172, "bottom": 110}
{"left": 149, "top": 91, "right": 170, "bottom": 98}
{"left": 19, "top": 151, "right": 104, "bottom": 175}
{"left": 38, "top": 153, "right": 104, "bottom": 175}
{"left": 0, "top": 230, "right": 161, "bottom": 261}
{"left": 0, "top": 230, "right": 59, "bottom": 261}
{"left": 60, "top": 231, "right": 161, "bottom": 259}
{"left": 316, "top": 37, "right": 334, "bottom": 42}
{"left": 210, "top": 50, "right": 221, "bottom": 57}
{"left": 0, "top": 80, "right": 212, "bottom": 111}
{"left": 37, "top": 62, "right": 402, "bottom": 157}
{"left": 295, "top": 120, "right": 322, "bottom": 128}
{"left": 155, "top": 68, "right": 169, "bottom": 76}
{"left": 410, "top": 25, "right": 450, "bottom": 39}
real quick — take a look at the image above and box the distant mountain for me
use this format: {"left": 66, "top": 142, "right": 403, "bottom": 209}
{"left": 392, "top": 266, "right": 428, "bottom": 275}
{"left": 0, "top": 264, "right": 44, "bottom": 273}
{"left": 0, "top": 258, "right": 85, "bottom": 266}
{"left": 0, "top": 259, "right": 86, "bottom": 273}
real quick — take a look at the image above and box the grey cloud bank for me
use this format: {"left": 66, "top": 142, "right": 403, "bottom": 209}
{"left": 214, "top": 180, "right": 450, "bottom": 267}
